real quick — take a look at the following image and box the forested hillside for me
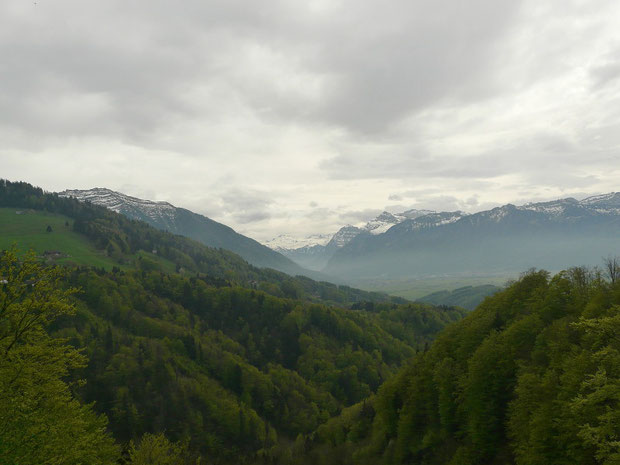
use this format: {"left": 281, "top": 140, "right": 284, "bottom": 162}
{"left": 59, "top": 266, "right": 460, "bottom": 462}
{"left": 60, "top": 188, "right": 325, "bottom": 279}
{"left": 289, "top": 264, "right": 620, "bottom": 465}
{"left": 0, "top": 180, "right": 464, "bottom": 463}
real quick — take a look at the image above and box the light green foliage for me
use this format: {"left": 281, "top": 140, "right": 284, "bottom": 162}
{"left": 0, "top": 248, "right": 119, "bottom": 464}
{"left": 569, "top": 312, "right": 620, "bottom": 465}
{"left": 129, "top": 433, "right": 195, "bottom": 465}
{"left": 294, "top": 266, "right": 620, "bottom": 465}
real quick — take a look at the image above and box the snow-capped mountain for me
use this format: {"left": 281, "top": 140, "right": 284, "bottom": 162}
{"left": 578, "top": 192, "right": 620, "bottom": 211}
{"left": 59, "top": 188, "right": 322, "bottom": 279}
{"left": 268, "top": 209, "right": 437, "bottom": 252}
{"left": 325, "top": 193, "right": 620, "bottom": 279}
{"left": 364, "top": 211, "right": 405, "bottom": 235}
{"left": 266, "top": 209, "right": 446, "bottom": 270}
{"left": 400, "top": 208, "right": 437, "bottom": 219}
{"left": 264, "top": 233, "right": 332, "bottom": 252}
{"left": 396, "top": 211, "right": 467, "bottom": 233}
{"left": 61, "top": 188, "right": 179, "bottom": 229}
{"left": 326, "top": 226, "right": 365, "bottom": 248}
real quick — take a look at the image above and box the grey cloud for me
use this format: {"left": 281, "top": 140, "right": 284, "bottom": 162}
{"left": 465, "top": 196, "right": 480, "bottom": 207}
{"left": 319, "top": 130, "right": 602, "bottom": 183}
{"left": 591, "top": 62, "right": 620, "bottom": 89}
{"left": 0, "top": 0, "right": 525, "bottom": 145}
{"left": 391, "top": 187, "right": 444, "bottom": 199}
{"left": 233, "top": 210, "right": 272, "bottom": 224}
{"left": 0, "top": 1, "right": 273, "bottom": 144}
{"left": 590, "top": 46, "right": 620, "bottom": 90}
{"left": 399, "top": 195, "right": 460, "bottom": 212}
{"left": 219, "top": 189, "right": 274, "bottom": 224}
{"left": 2, "top": 0, "right": 620, "bottom": 239}
{"left": 338, "top": 208, "right": 383, "bottom": 224}
{"left": 312, "top": 0, "right": 524, "bottom": 133}
{"left": 305, "top": 207, "right": 334, "bottom": 221}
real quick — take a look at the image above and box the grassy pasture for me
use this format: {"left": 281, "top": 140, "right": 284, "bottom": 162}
{"left": 0, "top": 207, "right": 117, "bottom": 268}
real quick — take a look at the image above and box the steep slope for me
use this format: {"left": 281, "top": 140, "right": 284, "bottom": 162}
{"left": 325, "top": 195, "right": 620, "bottom": 279}
{"left": 61, "top": 268, "right": 460, "bottom": 463}
{"left": 291, "top": 266, "right": 620, "bottom": 465}
{"left": 0, "top": 180, "right": 465, "bottom": 464}
{"left": 60, "top": 188, "right": 325, "bottom": 279}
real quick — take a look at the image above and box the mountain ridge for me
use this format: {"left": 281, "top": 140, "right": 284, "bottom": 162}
{"left": 326, "top": 192, "right": 620, "bottom": 279}
{"left": 264, "top": 193, "right": 620, "bottom": 274}
{"left": 59, "top": 188, "right": 331, "bottom": 281}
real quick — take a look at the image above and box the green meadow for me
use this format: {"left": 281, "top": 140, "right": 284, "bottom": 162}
{"left": 0, "top": 208, "right": 196, "bottom": 275}
{"left": 0, "top": 207, "right": 117, "bottom": 268}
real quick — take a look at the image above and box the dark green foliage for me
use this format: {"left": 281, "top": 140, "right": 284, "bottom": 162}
{"left": 295, "top": 267, "right": 620, "bottom": 465}
{"left": 50, "top": 266, "right": 460, "bottom": 462}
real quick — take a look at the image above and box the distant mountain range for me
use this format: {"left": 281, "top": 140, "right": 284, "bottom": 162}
{"left": 60, "top": 188, "right": 620, "bottom": 282}
{"left": 266, "top": 208, "right": 439, "bottom": 270}
{"left": 267, "top": 193, "right": 620, "bottom": 279}
{"left": 59, "top": 188, "right": 327, "bottom": 280}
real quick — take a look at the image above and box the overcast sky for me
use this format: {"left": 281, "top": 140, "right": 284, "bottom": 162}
{"left": 2, "top": 0, "right": 620, "bottom": 241}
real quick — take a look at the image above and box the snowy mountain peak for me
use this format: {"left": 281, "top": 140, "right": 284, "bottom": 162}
{"left": 579, "top": 192, "right": 620, "bottom": 214}
{"left": 264, "top": 233, "right": 332, "bottom": 251}
{"left": 364, "top": 211, "right": 405, "bottom": 235}
{"left": 519, "top": 198, "right": 579, "bottom": 216}
{"left": 61, "top": 188, "right": 175, "bottom": 214}
{"left": 328, "top": 226, "right": 365, "bottom": 248}
{"left": 515, "top": 194, "right": 620, "bottom": 217}
{"left": 580, "top": 192, "right": 620, "bottom": 205}
{"left": 375, "top": 211, "right": 400, "bottom": 222}
{"left": 400, "top": 208, "right": 437, "bottom": 219}
{"left": 398, "top": 211, "right": 467, "bottom": 231}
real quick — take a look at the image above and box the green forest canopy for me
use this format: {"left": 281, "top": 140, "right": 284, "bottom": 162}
{"left": 291, "top": 264, "right": 620, "bottom": 465}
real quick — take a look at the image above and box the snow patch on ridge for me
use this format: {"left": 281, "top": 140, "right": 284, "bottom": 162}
{"left": 60, "top": 188, "right": 177, "bottom": 223}
{"left": 264, "top": 233, "right": 332, "bottom": 251}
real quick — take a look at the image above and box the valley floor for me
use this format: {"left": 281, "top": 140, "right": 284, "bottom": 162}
{"left": 351, "top": 273, "right": 516, "bottom": 300}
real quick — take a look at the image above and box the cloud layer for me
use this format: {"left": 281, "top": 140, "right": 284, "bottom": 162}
{"left": 2, "top": 0, "right": 620, "bottom": 240}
